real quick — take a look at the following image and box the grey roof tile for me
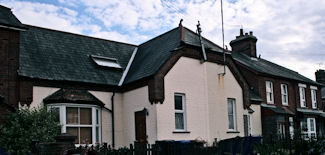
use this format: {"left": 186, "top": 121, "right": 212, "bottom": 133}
{"left": 123, "top": 27, "right": 181, "bottom": 84}
{"left": 123, "top": 26, "right": 224, "bottom": 84}
{"left": 0, "top": 5, "right": 25, "bottom": 29}
{"left": 18, "top": 25, "right": 136, "bottom": 85}
{"left": 232, "top": 52, "right": 319, "bottom": 85}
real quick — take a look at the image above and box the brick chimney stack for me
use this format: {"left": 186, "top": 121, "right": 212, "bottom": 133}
{"left": 230, "top": 29, "right": 258, "bottom": 57}
{"left": 316, "top": 69, "right": 325, "bottom": 84}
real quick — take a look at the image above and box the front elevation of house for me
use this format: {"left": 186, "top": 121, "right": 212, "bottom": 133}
{"left": 0, "top": 5, "right": 262, "bottom": 147}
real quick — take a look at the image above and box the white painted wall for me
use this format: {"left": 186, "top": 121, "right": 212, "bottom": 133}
{"left": 206, "top": 62, "right": 245, "bottom": 142}
{"left": 158, "top": 57, "right": 210, "bottom": 142}
{"left": 88, "top": 91, "right": 114, "bottom": 144}
{"left": 159, "top": 57, "right": 261, "bottom": 145}
{"left": 29, "top": 86, "right": 59, "bottom": 109}
{"left": 121, "top": 86, "right": 157, "bottom": 147}
{"left": 250, "top": 104, "right": 262, "bottom": 136}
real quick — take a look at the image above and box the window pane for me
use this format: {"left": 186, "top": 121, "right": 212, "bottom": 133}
{"left": 50, "top": 107, "right": 60, "bottom": 122}
{"left": 310, "top": 119, "right": 315, "bottom": 132}
{"left": 66, "top": 107, "right": 78, "bottom": 124}
{"left": 175, "top": 113, "right": 184, "bottom": 129}
{"left": 301, "top": 119, "right": 307, "bottom": 131}
{"left": 96, "top": 127, "right": 99, "bottom": 143}
{"left": 174, "top": 95, "right": 183, "bottom": 110}
{"left": 228, "top": 101, "right": 233, "bottom": 114}
{"left": 67, "top": 127, "right": 79, "bottom": 144}
{"left": 80, "top": 108, "right": 92, "bottom": 125}
{"left": 96, "top": 109, "right": 99, "bottom": 125}
{"left": 80, "top": 127, "right": 92, "bottom": 144}
{"left": 228, "top": 114, "right": 234, "bottom": 129}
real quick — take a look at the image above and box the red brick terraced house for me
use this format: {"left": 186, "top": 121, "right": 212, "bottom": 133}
{"left": 230, "top": 29, "right": 325, "bottom": 139}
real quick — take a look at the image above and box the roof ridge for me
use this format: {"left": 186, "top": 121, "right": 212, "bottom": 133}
{"left": 0, "top": 5, "right": 11, "bottom": 10}
{"left": 183, "top": 27, "right": 224, "bottom": 51}
{"left": 234, "top": 52, "right": 317, "bottom": 84}
{"left": 138, "top": 26, "right": 180, "bottom": 47}
{"left": 24, "top": 24, "right": 138, "bottom": 47}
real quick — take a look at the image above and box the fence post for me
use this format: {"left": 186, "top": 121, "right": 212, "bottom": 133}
{"left": 130, "top": 143, "right": 134, "bottom": 155}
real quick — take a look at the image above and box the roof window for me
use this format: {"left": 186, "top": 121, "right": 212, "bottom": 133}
{"left": 90, "top": 55, "right": 122, "bottom": 69}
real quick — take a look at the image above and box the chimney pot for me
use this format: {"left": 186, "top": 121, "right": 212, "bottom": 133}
{"left": 240, "top": 29, "right": 243, "bottom": 36}
{"left": 249, "top": 31, "right": 253, "bottom": 36}
{"left": 245, "top": 33, "right": 248, "bottom": 36}
{"left": 316, "top": 69, "right": 325, "bottom": 84}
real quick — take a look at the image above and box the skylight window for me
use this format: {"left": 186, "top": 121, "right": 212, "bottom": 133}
{"left": 90, "top": 55, "right": 122, "bottom": 69}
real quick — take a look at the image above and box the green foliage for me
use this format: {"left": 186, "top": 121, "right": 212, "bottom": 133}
{"left": 0, "top": 107, "right": 61, "bottom": 154}
{"left": 254, "top": 132, "right": 325, "bottom": 155}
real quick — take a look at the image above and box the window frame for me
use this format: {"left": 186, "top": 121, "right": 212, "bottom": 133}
{"left": 300, "top": 117, "right": 316, "bottom": 139}
{"left": 265, "top": 81, "right": 274, "bottom": 104}
{"left": 299, "top": 84, "right": 306, "bottom": 108}
{"left": 310, "top": 86, "right": 317, "bottom": 109}
{"left": 281, "top": 84, "right": 289, "bottom": 106}
{"left": 174, "top": 93, "right": 187, "bottom": 131}
{"left": 227, "top": 98, "right": 237, "bottom": 131}
{"left": 47, "top": 103, "right": 101, "bottom": 146}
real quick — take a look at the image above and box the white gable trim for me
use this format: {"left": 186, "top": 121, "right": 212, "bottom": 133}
{"left": 118, "top": 47, "right": 138, "bottom": 86}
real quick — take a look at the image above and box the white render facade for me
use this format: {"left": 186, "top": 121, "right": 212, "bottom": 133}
{"left": 27, "top": 56, "right": 262, "bottom": 147}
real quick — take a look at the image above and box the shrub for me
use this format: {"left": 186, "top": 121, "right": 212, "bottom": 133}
{"left": 0, "top": 107, "right": 60, "bottom": 154}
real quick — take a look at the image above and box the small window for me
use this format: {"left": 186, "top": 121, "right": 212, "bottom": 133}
{"left": 228, "top": 98, "right": 236, "bottom": 130}
{"left": 311, "top": 88, "right": 317, "bottom": 109}
{"left": 281, "top": 84, "right": 288, "bottom": 105}
{"left": 174, "top": 93, "right": 186, "bottom": 131}
{"left": 265, "top": 81, "right": 274, "bottom": 104}
{"left": 91, "top": 55, "right": 122, "bottom": 69}
{"left": 299, "top": 84, "right": 306, "bottom": 108}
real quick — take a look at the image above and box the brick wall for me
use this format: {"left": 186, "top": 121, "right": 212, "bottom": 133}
{"left": 0, "top": 28, "right": 20, "bottom": 108}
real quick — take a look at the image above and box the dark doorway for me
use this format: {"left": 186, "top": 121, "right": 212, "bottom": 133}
{"left": 135, "top": 110, "right": 147, "bottom": 144}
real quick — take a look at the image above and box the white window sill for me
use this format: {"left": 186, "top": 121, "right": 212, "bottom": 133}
{"left": 173, "top": 131, "right": 190, "bottom": 134}
{"left": 227, "top": 130, "right": 240, "bottom": 134}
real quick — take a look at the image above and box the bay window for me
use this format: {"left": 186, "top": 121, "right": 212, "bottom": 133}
{"left": 48, "top": 103, "right": 101, "bottom": 145}
{"left": 300, "top": 118, "right": 316, "bottom": 139}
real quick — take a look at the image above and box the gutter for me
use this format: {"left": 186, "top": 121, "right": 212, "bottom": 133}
{"left": 292, "top": 82, "right": 299, "bottom": 128}
{"left": 0, "top": 24, "right": 27, "bottom": 31}
{"left": 111, "top": 91, "right": 115, "bottom": 148}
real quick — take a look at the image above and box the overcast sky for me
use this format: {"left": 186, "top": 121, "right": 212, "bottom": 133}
{"left": 1, "top": 0, "right": 325, "bottom": 80}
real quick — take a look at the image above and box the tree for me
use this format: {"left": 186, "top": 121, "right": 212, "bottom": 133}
{"left": 0, "top": 107, "right": 60, "bottom": 154}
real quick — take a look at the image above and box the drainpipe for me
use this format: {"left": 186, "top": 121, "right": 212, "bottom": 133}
{"left": 111, "top": 91, "right": 115, "bottom": 148}
{"left": 292, "top": 82, "right": 299, "bottom": 130}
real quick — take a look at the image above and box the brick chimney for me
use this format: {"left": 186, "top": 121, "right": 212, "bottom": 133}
{"left": 316, "top": 69, "right": 325, "bottom": 84}
{"left": 230, "top": 29, "right": 258, "bottom": 57}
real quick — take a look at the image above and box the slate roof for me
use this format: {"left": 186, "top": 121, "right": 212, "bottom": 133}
{"left": 43, "top": 89, "right": 104, "bottom": 106}
{"left": 18, "top": 25, "right": 136, "bottom": 86}
{"left": 232, "top": 52, "right": 319, "bottom": 85}
{"left": 0, "top": 5, "right": 25, "bottom": 29}
{"left": 123, "top": 26, "right": 224, "bottom": 84}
